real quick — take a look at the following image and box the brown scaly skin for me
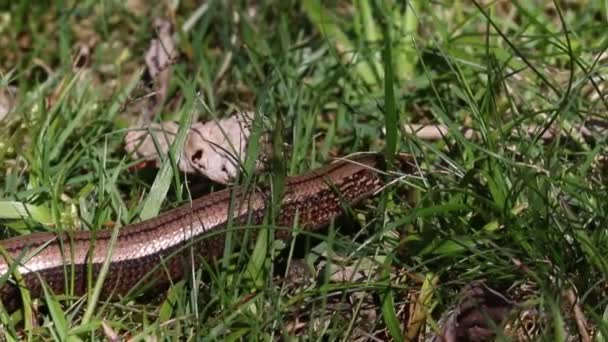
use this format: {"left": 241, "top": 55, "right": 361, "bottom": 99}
{"left": 0, "top": 153, "right": 410, "bottom": 312}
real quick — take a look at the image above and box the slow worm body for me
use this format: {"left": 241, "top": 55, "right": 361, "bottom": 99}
{"left": 0, "top": 153, "right": 393, "bottom": 311}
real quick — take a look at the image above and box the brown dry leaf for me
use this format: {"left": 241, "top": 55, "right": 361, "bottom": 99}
{"left": 281, "top": 259, "right": 314, "bottom": 287}
{"left": 0, "top": 86, "right": 16, "bottom": 121}
{"left": 321, "top": 257, "right": 379, "bottom": 283}
{"left": 428, "top": 281, "right": 514, "bottom": 342}
{"left": 125, "top": 112, "right": 264, "bottom": 184}
{"left": 125, "top": 0, "right": 148, "bottom": 17}
{"left": 143, "top": 18, "right": 178, "bottom": 120}
{"left": 145, "top": 19, "right": 177, "bottom": 79}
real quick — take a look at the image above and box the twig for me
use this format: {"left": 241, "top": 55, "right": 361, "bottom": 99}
{"left": 565, "top": 287, "right": 591, "bottom": 342}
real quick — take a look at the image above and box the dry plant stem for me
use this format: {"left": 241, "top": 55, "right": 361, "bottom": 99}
{"left": 565, "top": 287, "right": 591, "bottom": 342}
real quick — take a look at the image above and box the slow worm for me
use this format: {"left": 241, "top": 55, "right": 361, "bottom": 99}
{"left": 0, "top": 153, "right": 401, "bottom": 311}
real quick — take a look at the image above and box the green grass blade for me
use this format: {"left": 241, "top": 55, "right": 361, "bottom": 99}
{"left": 103, "top": 68, "right": 144, "bottom": 122}
{"left": 382, "top": 20, "right": 398, "bottom": 165}
{"left": 139, "top": 107, "right": 192, "bottom": 220}
{"left": 0, "top": 201, "right": 52, "bottom": 225}
{"left": 302, "top": 0, "right": 379, "bottom": 87}
{"left": 41, "top": 281, "right": 68, "bottom": 341}
{"left": 394, "top": 0, "right": 420, "bottom": 78}
{"left": 245, "top": 112, "right": 285, "bottom": 288}
{"left": 380, "top": 266, "right": 403, "bottom": 342}
{"left": 80, "top": 222, "right": 121, "bottom": 325}
{"left": 406, "top": 273, "right": 437, "bottom": 340}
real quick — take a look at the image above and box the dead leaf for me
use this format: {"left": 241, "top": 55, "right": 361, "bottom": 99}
{"left": 429, "top": 281, "right": 514, "bottom": 342}
{"left": 126, "top": 0, "right": 148, "bottom": 17}
{"left": 125, "top": 112, "right": 265, "bottom": 184}
{"left": 143, "top": 18, "right": 178, "bottom": 121}
{"left": 0, "top": 86, "right": 16, "bottom": 121}
{"left": 323, "top": 257, "right": 378, "bottom": 283}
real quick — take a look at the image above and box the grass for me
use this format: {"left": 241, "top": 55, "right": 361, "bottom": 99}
{"left": 0, "top": 0, "right": 607, "bottom": 340}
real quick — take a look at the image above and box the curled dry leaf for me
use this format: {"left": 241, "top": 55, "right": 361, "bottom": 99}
{"left": 145, "top": 19, "right": 177, "bottom": 80}
{"left": 428, "top": 281, "right": 514, "bottom": 342}
{"left": 321, "top": 257, "right": 379, "bottom": 283}
{"left": 0, "top": 86, "right": 16, "bottom": 121}
{"left": 281, "top": 259, "right": 314, "bottom": 287}
{"left": 125, "top": 112, "right": 264, "bottom": 184}
{"left": 143, "top": 18, "right": 178, "bottom": 120}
